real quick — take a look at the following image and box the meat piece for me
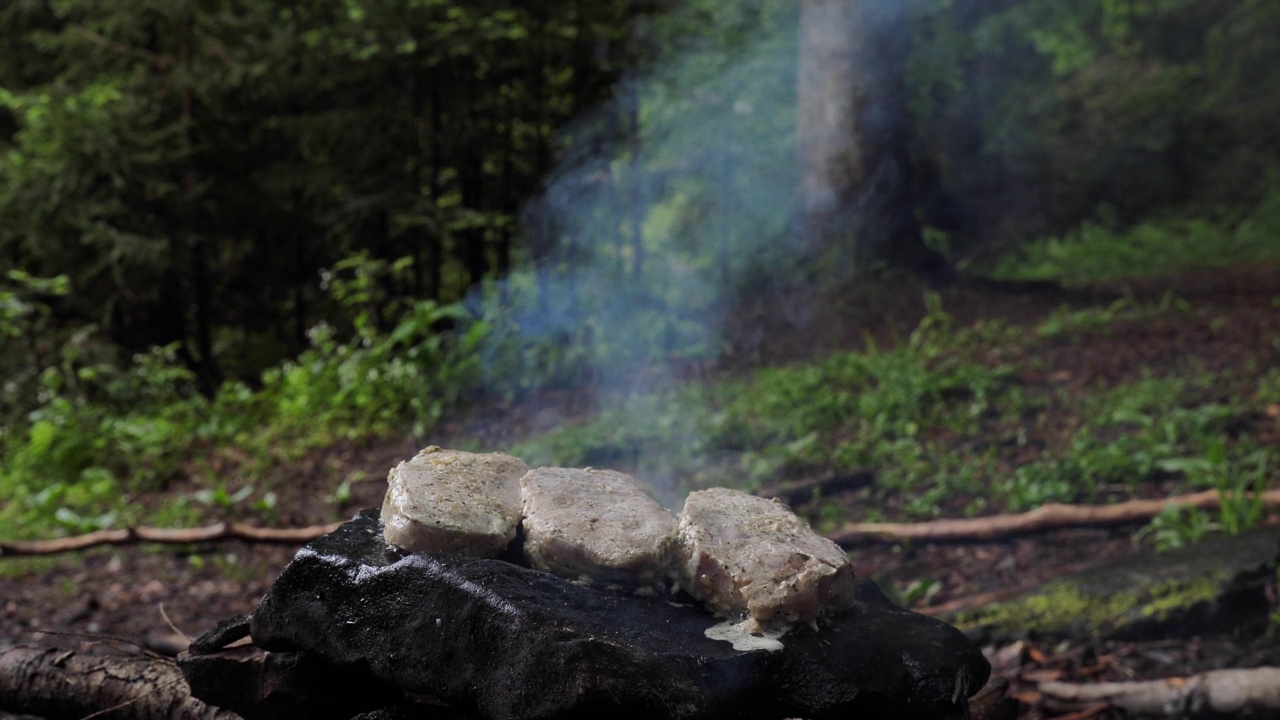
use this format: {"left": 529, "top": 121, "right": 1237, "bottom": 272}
{"left": 520, "top": 467, "right": 678, "bottom": 586}
{"left": 381, "top": 446, "right": 528, "bottom": 557}
{"left": 677, "top": 488, "right": 855, "bottom": 628}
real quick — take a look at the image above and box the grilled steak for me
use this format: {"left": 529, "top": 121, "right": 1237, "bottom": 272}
{"left": 521, "top": 467, "right": 678, "bottom": 587}
{"left": 677, "top": 487, "right": 855, "bottom": 628}
{"left": 381, "top": 446, "right": 529, "bottom": 556}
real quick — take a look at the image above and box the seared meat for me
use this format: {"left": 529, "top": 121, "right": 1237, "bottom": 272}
{"left": 677, "top": 487, "right": 855, "bottom": 628}
{"left": 521, "top": 467, "right": 678, "bottom": 586}
{"left": 381, "top": 446, "right": 528, "bottom": 556}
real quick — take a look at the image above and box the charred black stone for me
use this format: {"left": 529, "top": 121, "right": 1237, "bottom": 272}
{"left": 248, "top": 509, "right": 988, "bottom": 720}
{"left": 181, "top": 644, "right": 411, "bottom": 720}
{"left": 190, "top": 613, "right": 252, "bottom": 653}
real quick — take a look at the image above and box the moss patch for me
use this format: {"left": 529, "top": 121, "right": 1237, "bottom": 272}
{"left": 955, "top": 572, "right": 1226, "bottom": 640}
{"left": 948, "top": 527, "right": 1280, "bottom": 642}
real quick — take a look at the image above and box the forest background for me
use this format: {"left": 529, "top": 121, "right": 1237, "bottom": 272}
{"left": 2, "top": 0, "right": 1280, "bottom": 541}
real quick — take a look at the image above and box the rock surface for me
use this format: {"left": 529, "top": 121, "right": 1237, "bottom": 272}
{"left": 249, "top": 509, "right": 988, "bottom": 720}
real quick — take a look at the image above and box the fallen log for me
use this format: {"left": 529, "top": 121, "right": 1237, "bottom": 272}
{"left": 829, "top": 489, "right": 1280, "bottom": 546}
{"left": 1040, "top": 667, "right": 1280, "bottom": 716}
{"left": 0, "top": 521, "right": 342, "bottom": 557}
{"left": 0, "top": 644, "right": 240, "bottom": 720}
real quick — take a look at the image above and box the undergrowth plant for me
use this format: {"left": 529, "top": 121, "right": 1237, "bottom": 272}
{"left": 1134, "top": 506, "right": 1220, "bottom": 552}
{"left": 991, "top": 186, "right": 1280, "bottom": 285}
{"left": 516, "top": 295, "right": 1019, "bottom": 512}
{"left": 514, "top": 290, "right": 1276, "bottom": 538}
{"left": 1135, "top": 440, "right": 1275, "bottom": 551}
{"left": 0, "top": 254, "right": 490, "bottom": 539}
{"left": 3, "top": 247, "right": 1274, "bottom": 548}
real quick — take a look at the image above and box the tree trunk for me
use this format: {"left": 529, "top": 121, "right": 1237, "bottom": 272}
{"left": 407, "top": 63, "right": 426, "bottom": 298}
{"left": 427, "top": 77, "right": 445, "bottom": 301}
{"left": 181, "top": 17, "right": 222, "bottom": 391}
{"left": 628, "top": 82, "right": 645, "bottom": 282}
{"left": 190, "top": 237, "right": 222, "bottom": 390}
{"left": 460, "top": 157, "right": 489, "bottom": 287}
{"left": 796, "top": 0, "right": 862, "bottom": 259}
{"left": 795, "top": 0, "right": 954, "bottom": 282}
{"left": 497, "top": 93, "right": 515, "bottom": 283}
{"left": 292, "top": 230, "right": 307, "bottom": 350}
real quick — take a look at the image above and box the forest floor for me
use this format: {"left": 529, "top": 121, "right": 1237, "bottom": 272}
{"left": 2, "top": 266, "right": 1280, "bottom": 720}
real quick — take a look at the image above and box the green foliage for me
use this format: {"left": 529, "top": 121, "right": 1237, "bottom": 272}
{"left": 1035, "top": 300, "right": 1128, "bottom": 341}
{"left": 876, "top": 576, "right": 943, "bottom": 609}
{"left": 1161, "top": 441, "right": 1271, "bottom": 532}
{"left": 2, "top": 0, "right": 1279, "bottom": 552}
{"left": 1258, "top": 367, "right": 1280, "bottom": 407}
{"left": 910, "top": 0, "right": 1280, "bottom": 246}
{"left": 0, "top": 0, "right": 632, "bottom": 392}
{"left": 289, "top": 264, "right": 489, "bottom": 433}
{"left": 0, "top": 270, "right": 75, "bottom": 430}
{"left": 1135, "top": 438, "right": 1274, "bottom": 551}
{"left": 1134, "top": 506, "right": 1219, "bottom": 552}
{"left": 326, "top": 472, "right": 363, "bottom": 507}
{"left": 515, "top": 298, "right": 1017, "bottom": 514}
{"left": 990, "top": 188, "right": 1280, "bottom": 285}
{"left": 0, "top": 253, "right": 486, "bottom": 539}
{"left": 998, "top": 374, "right": 1254, "bottom": 512}
{"left": 194, "top": 485, "right": 255, "bottom": 512}
{"left": 513, "top": 293, "right": 1274, "bottom": 536}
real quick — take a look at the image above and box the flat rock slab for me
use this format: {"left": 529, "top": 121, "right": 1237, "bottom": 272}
{"left": 951, "top": 527, "right": 1280, "bottom": 643}
{"left": 250, "top": 509, "right": 988, "bottom": 720}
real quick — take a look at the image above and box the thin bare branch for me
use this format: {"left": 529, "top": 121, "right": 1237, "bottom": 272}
{"left": 0, "top": 521, "right": 342, "bottom": 557}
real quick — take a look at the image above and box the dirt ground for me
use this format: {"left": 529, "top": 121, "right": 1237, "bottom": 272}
{"left": 2, "top": 267, "right": 1279, "bottom": 720}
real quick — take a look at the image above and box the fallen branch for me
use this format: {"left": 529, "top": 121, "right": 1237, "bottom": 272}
{"left": 6, "top": 487, "right": 1278, "bottom": 557}
{"left": 0, "top": 521, "right": 342, "bottom": 557}
{"left": 829, "top": 489, "right": 1280, "bottom": 546}
{"left": 0, "top": 645, "right": 240, "bottom": 720}
{"left": 758, "top": 469, "right": 875, "bottom": 506}
{"left": 1040, "top": 667, "right": 1280, "bottom": 716}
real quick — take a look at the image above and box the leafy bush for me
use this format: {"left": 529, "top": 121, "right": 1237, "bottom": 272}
{"left": 0, "top": 254, "right": 489, "bottom": 539}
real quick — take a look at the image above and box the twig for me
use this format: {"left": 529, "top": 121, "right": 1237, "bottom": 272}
{"left": 158, "top": 603, "right": 192, "bottom": 643}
